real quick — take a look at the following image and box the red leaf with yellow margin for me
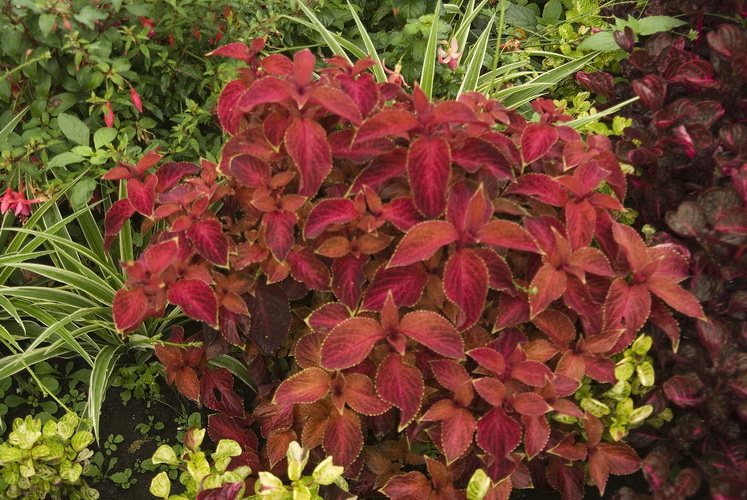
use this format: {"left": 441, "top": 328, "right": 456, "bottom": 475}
{"left": 407, "top": 136, "right": 451, "bottom": 218}
{"left": 285, "top": 117, "right": 332, "bottom": 197}
{"left": 376, "top": 354, "right": 424, "bottom": 431}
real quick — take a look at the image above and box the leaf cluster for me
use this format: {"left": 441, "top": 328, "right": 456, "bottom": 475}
{"left": 100, "top": 38, "right": 710, "bottom": 499}
{"left": 0, "top": 412, "right": 99, "bottom": 500}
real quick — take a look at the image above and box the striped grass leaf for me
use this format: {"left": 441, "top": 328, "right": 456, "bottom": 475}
{"left": 420, "top": 1, "right": 442, "bottom": 100}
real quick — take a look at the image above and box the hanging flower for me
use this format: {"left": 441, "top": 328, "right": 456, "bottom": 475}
{"left": 382, "top": 59, "right": 410, "bottom": 88}
{"left": 103, "top": 102, "right": 115, "bottom": 128}
{"left": 437, "top": 37, "right": 462, "bottom": 70}
{"left": 130, "top": 87, "right": 143, "bottom": 113}
{"left": 1, "top": 188, "right": 40, "bottom": 219}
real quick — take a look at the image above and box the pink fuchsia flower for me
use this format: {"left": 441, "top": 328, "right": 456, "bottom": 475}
{"left": 103, "top": 102, "right": 115, "bottom": 127}
{"left": 1, "top": 188, "right": 39, "bottom": 218}
{"left": 382, "top": 59, "right": 410, "bottom": 88}
{"left": 437, "top": 37, "right": 462, "bottom": 70}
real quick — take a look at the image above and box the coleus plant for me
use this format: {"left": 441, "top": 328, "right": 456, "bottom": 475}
{"left": 576, "top": 6, "right": 747, "bottom": 498}
{"left": 103, "top": 38, "right": 706, "bottom": 499}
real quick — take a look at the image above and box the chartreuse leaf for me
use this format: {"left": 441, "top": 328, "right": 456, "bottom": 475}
{"left": 420, "top": 1, "right": 442, "bottom": 100}
{"left": 466, "top": 469, "right": 490, "bottom": 500}
{"left": 346, "top": 1, "right": 386, "bottom": 83}
{"left": 565, "top": 97, "right": 640, "bottom": 129}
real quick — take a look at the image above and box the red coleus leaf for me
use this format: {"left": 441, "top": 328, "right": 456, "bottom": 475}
{"left": 529, "top": 265, "right": 567, "bottom": 318}
{"left": 112, "top": 288, "right": 149, "bottom": 333}
{"left": 262, "top": 210, "right": 298, "bottom": 262}
{"left": 590, "top": 442, "right": 641, "bottom": 495}
{"left": 440, "top": 408, "right": 477, "bottom": 464}
{"left": 309, "top": 86, "right": 362, "bottom": 125}
{"left": 321, "top": 318, "right": 385, "bottom": 370}
{"left": 168, "top": 279, "right": 218, "bottom": 327}
{"left": 381, "top": 471, "right": 432, "bottom": 500}
{"left": 399, "top": 311, "right": 464, "bottom": 359}
{"left": 207, "top": 41, "right": 262, "bottom": 63}
{"left": 478, "top": 220, "right": 539, "bottom": 253}
{"left": 512, "top": 393, "right": 552, "bottom": 416}
{"left": 216, "top": 80, "right": 250, "bottom": 134}
{"left": 612, "top": 222, "right": 648, "bottom": 274}
{"left": 304, "top": 198, "right": 359, "bottom": 239}
{"left": 547, "top": 457, "right": 585, "bottom": 500}
{"left": 430, "top": 359, "right": 473, "bottom": 404}
{"left": 208, "top": 413, "right": 258, "bottom": 452}
{"left": 389, "top": 221, "right": 459, "bottom": 267}
{"left": 523, "top": 414, "right": 550, "bottom": 459}
{"left": 632, "top": 75, "right": 667, "bottom": 111}
{"left": 127, "top": 174, "right": 157, "bottom": 216}
{"left": 512, "top": 361, "right": 552, "bottom": 387}
{"left": 473, "top": 377, "right": 506, "bottom": 406}
{"left": 332, "top": 254, "right": 367, "bottom": 308}
{"left": 376, "top": 354, "right": 424, "bottom": 431}
{"left": 407, "top": 136, "right": 451, "bottom": 218}
{"left": 362, "top": 264, "right": 428, "bottom": 311}
{"left": 104, "top": 199, "right": 135, "bottom": 240}
{"left": 451, "top": 137, "right": 513, "bottom": 180}
{"left": 228, "top": 155, "right": 271, "bottom": 188}
{"left": 468, "top": 348, "right": 506, "bottom": 375}
{"left": 285, "top": 117, "right": 332, "bottom": 197}
{"left": 604, "top": 279, "right": 651, "bottom": 344}
{"left": 443, "top": 248, "right": 488, "bottom": 329}
{"left": 476, "top": 407, "right": 521, "bottom": 456}
{"left": 323, "top": 408, "right": 363, "bottom": 469}
{"left": 354, "top": 110, "right": 420, "bottom": 144}
{"left": 645, "top": 277, "right": 705, "bottom": 319}
{"left": 273, "top": 367, "right": 331, "bottom": 404}
{"left": 200, "top": 367, "right": 244, "bottom": 417}
{"left": 156, "top": 162, "right": 200, "bottom": 192}
{"left": 338, "top": 73, "right": 379, "bottom": 118}
{"left": 287, "top": 247, "right": 330, "bottom": 290}
{"left": 505, "top": 174, "right": 568, "bottom": 206}
{"left": 187, "top": 219, "right": 229, "bottom": 267}
{"left": 565, "top": 199, "right": 597, "bottom": 250}
{"left": 344, "top": 373, "right": 391, "bottom": 415}
{"left": 521, "top": 124, "right": 559, "bottom": 164}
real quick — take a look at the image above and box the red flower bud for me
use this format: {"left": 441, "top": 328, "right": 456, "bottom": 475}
{"left": 193, "top": 26, "right": 201, "bottom": 40}
{"left": 104, "top": 102, "right": 115, "bottom": 128}
{"left": 169, "top": 33, "right": 175, "bottom": 46}
{"left": 130, "top": 87, "right": 143, "bottom": 112}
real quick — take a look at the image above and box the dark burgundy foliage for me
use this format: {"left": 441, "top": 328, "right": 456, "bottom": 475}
{"left": 576, "top": 2, "right": 747, "bottom": 498}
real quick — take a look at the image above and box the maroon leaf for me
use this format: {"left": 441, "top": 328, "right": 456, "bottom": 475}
{"left": 521, "top": 124, "right": 559, "bottom": 164}
{"left": 576, "top": 71, "right": 615, "bottom": 99}
{"left": 476, "top": 407, "right": 521, "bottom": 456}
{"left": 321, "top": 318, "right": 385, "bottom": 370}
{"left": 443, "top": 249, "right": 488, "bottom": 329}
{"left": 529, "top": 265, "right": 568, "bottom": 317}
{"left": 407, "top": 136, "right": 451, "bottom": 218}
{"left": 399, "top": 311, "right": 464, "bottom": 359}
{"left": 547, "top": 458, "right": 585, "bottom": 499}
{"left": 187, "top": 219, "right": 229, "bottom": 267}
{"left": 523, "top": 414, "right": 550, "bottom": 459}
{"left": 263, "top": 211, "right": 298, "bottom": 262}
{"left": 168, "top": 280, "right": 218, "bottom": 327}
{"left": 505, "top": 174, "right": 568, "bottom": 206}
{"left": 197, "top": 482, "right": 244, "bottom": 500}
{"left": 285, "top": 117, "right": 332, "bottom": 197}
{"left": 362, "top": 264, "right": 428, "bottom": 311}
{"left": 246, "top": 280, "right": 291, "bottom": 353}
{"left": 307, "top": 303, "right": 350, "bottom": 334}
{"left": 512, "top": 393, "right": 551, "bottom": 416}
{"left": 478, "top": 220, "right": 539, "bottom": 253}
{"left": 323, "top": 409, "right": 363, "bottom": 468}
{"left": 440, "top": 408, "right": 477, "bottom": 464}
{"left": 332, "top": 254, "right": 367, "bottom": 308}
{"left": 344, "top": 374, "right": 392, "bottom": 415}
{"left": 473, "top": 378, "right": 506, "bottom": 406}
{"left": 376, "top": 354, "right": 424, "bottom": 431}
{"left": 287, "top": 248, "right": 330, "bottom": 290}
{"left": 604, "top": 279, "right": 651, "bottom": 341}
{"left": 338, "top": 73, "right": 379, "bottom": 118}
{"left": 274, "top": 368, "right": 331, "bottom": 404}
{"left": 156, "top": 162, "right": 200, "bottom": 192}
{"left": 304, "top": 198, "right": 359, "bottom": 239}
{"left": 389, "top": 221, "right": 459, "bottom": 267}
{"left": 229, "top": 155, "right": 271, "bottom": 188}
{"left": 451, "top": 138, "right": 513, "bottom": 180}
{"left": 632, "top": 75, "right": 667, "bottom": 111}
{"left": 645, "top": 277, "right": 705, "bottom": 319}
{"left": 112, "top": 288, "right": 148, "bottom": 333}
{"left": 104, "top": 199, "right": 135, "bottom": 240}
{"left": 200, "top": 367, "right": 244, "bottom": 417}
{"left": 663, "top": 375, "right": 705, "bottom": 408}
{"left": 354, "top": 110, "right": 420, "bottom": 144}
{"left": 216, "top": 79, "right": 251, "bottom": 134}
{"left": 310, "top": 86, "right": 362, "bottom": 125}
{"left": 127, "top": 174, "right": 157, "bottom": 216}
{"left": 381, "top": 472, "right": 432, "bottom": 500}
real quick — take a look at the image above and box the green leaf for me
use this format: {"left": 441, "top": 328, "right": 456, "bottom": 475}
{"left": 294, "top": 3, "right": 349, "bottom": 63}
{"left": 74, "top": 5, "right": 109, "bottom": 30}
{"left": 637, "top": 15, "right": 687, "bottom": 36}
{"left": 503, "top": 3, "right": 537, "bottom": 31}
{"left": 69, "top": 178, "right": 97, "bottom": 211}
{"left": 57, "top": 113, "right": 90, "bottom": 147}
{"left": 542, "top": 0, "right": 563, "bottom": 21}
{"left": 38, "top": 14, "right": 56, "bottom": 37}
{"left": 89, "top": 346, "right": 123, "bottom": 443}
{"left": 93, "top": 127, "right": 118, "bottom": 150}
{"left": 579, "top": 32, "right": 619, "bottom": 51}
{"left": 458, "top": 15, "right": 494, "bottom": 96}
{"left": 0, "top": 106, "right": 28, "bottom": 143}
{"left": 565, "top": 97, "right": 639, "bottom": 129}
{"left": 420, "top": 1, "right": 441, "bottom": 100}
{"left": 346, "top": 1, "right": 387, "bottom": 83}
{"left": 47, "top": 152, "right": 85, "bottom": 169}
